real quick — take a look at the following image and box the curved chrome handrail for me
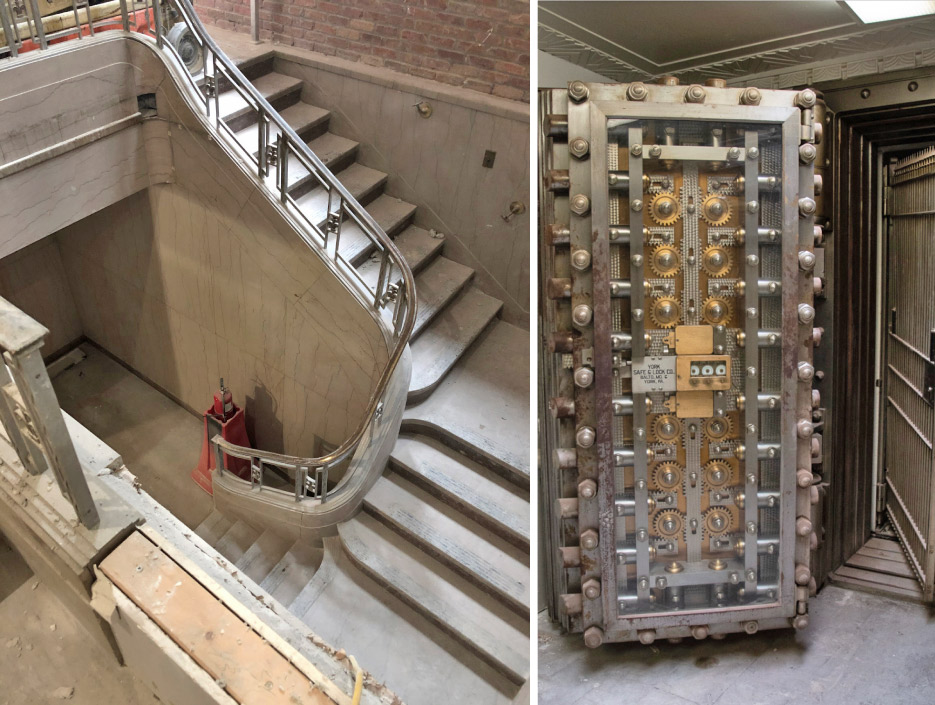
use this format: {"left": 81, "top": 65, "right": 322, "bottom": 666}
{"left": 0, "top": 0, "right": 416, "bottom": 500}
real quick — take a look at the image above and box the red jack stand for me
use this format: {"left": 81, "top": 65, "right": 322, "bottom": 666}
{"left": 191, "top": 378, "right": 251, "bottom": 494}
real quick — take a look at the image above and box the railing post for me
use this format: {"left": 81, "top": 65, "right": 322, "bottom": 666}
{"left": 249, "top": 0, "right": 259, "bottom": 43}
{"left": 26, "top": 0, "right": 46, "bottom": 49}
{"left": 294, "top": 464, "right": 304, "bottom": 502}
{"left": 0, "top": 298, "right": 98, "bottom": 528}
{"left": 320, "top": 466, "right": 328, "bottom": 503}
{"left": 278, "top": 133, "right": 289, "bottom": 203}
{"left": 0, "top": 0, "right": 19, "bottom": 58}
{"left": 118, "top": 0, "right": 128, "bottom": 32}
{"left": 213, "top": 437, "right": 225, "bottom": 475}
{"left": 0, "top": 361, "right": 46, "bottom": 474}
{"left": 151, "top": 0, "right": 163, "bottom": 47}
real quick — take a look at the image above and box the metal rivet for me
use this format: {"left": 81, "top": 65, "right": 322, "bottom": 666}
{"left": 746, "top": 254, "right": 759, "bottom": 266}
{"left": 747, "top": 147, "right": 759, "bottom": 160}
{"left": 797, "top": 420, "right": 814, "bottom": 439}
{"left": 798, "top": 361, "right": 815, "bottom": 381}
{"left": 631, "top": 143, "right": 643, "bottom": 157}
{"left": 576, "top": 426, "right": 596, "bottom": 448}
{"left": 571, "top": 249, "right": 591, "bottom": 270}
{"left": 650, "top": 145, "right": 662, "bottom": 157}
{"left": 798, "top": 303, "right": 815, "bottom": 324}
{"left": 570, "top": 194, "right": 590, "bottom": 216}
{"left": 746, "top": 200, "right": 759, "bottom": 214}
{"left": 574, "top": 367, "right": 594, "bottom": 388}
{"left": 798, "top": 251, "right": 816, "bottom": 271}
{"left": 631, "top": 254, "right": 644, "bottom": 267}
{"left": 631, "top": 199, "right": 643, "bottom": 212}
{"left": 569, "top": 80, "right": 590, "bottom": 103}
{"left": 746, "top": 522, "right": 757, "bottom": 534}
{"left": 795, "top": 89, "right": 817, "bottom": 108}
{"left": 799, "top": 197, "right": 817, "bottom": 216}
{"left": 569, "top": 137, "right": 590, "bottom": 159}
{"left": 572, "top": 304, "right": 592, "bottom": 326}
{"left": 799, "top": 143, "right": 817, "bottom": 163}
{"left": 740, "top": 87, "right": 762, "bottom": 105}
{"left": 746, "top": 366, "right": 757, "bottom": 378}
{"left": 685, "top": 84, "right": 706, "bottom": 103}
{"left": 728, "top": 147, "right": 741, "bottom": 160}
{"left": 627, "top": 82, "right": 648, "bottom": 101}
{"left": 632, "top": 308, "right": 644, "bottom": 322}
{"left": 746, "top": 307, "right": 758, "bottom": 319}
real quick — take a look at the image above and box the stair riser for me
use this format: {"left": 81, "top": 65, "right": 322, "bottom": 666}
{"left": 411, "top": 277, "right": 474, "bottom": 342}
{"left": 339, "top": 542, "right": 526, "bottom": 686}
{"left": 399, "top": 420, "right": 529, "bottom": 491}
{"left": 363, "top": 504, "right": 527, "bottom": 618}
{"left": 388, "top": 457, "right": 528, "bottom": 552}
{"left": 216, "top": 56, "right": 275, "bottom": 94}
{"left": 247, "top": 116, "right": 332, "bottom": 161}
{"left": 225, "top": 86, "right": 302, "bottom": 134}
{"left": 286, "top": 147, "right": 361, "bottom": 199}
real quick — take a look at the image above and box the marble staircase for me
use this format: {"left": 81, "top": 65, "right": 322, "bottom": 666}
{"left": 196, "top": 56, "right": 531, "bottom": 704}
{"left": 218, "top": 57, "right": 504, "bottom": 402}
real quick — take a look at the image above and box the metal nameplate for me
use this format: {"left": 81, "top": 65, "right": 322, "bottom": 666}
{"left": 632, "top": 356, "right": 677, "bottom": 393}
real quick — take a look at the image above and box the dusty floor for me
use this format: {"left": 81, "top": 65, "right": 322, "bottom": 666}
{"left": 0, "top": 538, "right": 159, "bottom": 705}
{"left": 52, "top": 344, "right": 212, "bottom": 529}
{"left": 539, "top": 585, "right": 935, "bottom": 705}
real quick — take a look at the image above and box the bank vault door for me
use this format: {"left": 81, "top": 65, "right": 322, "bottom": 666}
{"left": 882, "top": 146, "right": 935, "bottom": 600}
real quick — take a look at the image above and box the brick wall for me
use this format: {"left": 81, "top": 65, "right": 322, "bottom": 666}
{"left": 197, "top": 0, "right": 530, "bottom": 102}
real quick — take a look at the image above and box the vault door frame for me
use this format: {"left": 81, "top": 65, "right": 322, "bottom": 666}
{"left": 824, "top": 98, "right": 935, "bottom": 583}
{"left": 877, "top": 144, "right": 935, "bottom": 599}
{"left": 573, "top": 93, "right": 803, "bottom": 636}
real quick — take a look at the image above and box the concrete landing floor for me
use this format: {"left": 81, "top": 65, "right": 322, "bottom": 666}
{"left": 51, "top": 345, "right": 212, "bottom": 529}
{"left": 0, "top": 537, "right": 158, "bottom": 705}
{"left": 539, "top": 585, "right": 935, "bottom": 705}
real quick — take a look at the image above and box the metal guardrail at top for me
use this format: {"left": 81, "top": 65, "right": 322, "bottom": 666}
{"left": 0, "top": 0, "right": 416, "bottom": 503}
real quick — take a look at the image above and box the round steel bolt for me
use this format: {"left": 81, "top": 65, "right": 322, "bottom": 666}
{"left": 744, "top": 621, "right": 759, "bottom": 635}
{"left": 568, "top": 80, "right": 590, "bottom": 103}
{"left": 746, "top": 200, "right": 759, "bottom": 214}
{"left": 798, "top": 361, "right": 815, "bottom": 381}
{"left": 746, "top": 521, "right": 757, "bottom": 534}
{"left": 747, "top": 366, "right": 758, "bottom": 379}
{"left": 814, "top": 174, "right": 823, "bottom": 196}
{"left": 792, "top": 615, "right": 809, "bottom": 631}
{"left": 573, "top": 304, "right": 593, "bottom": 326}
{"left": 795, "top": 564, "right": 811, "bottom": 586}
{"left": 582, "top": 578, "right": 602, "bottom": 600}
{"left": 637, "top": 528, "right": 649, "bottom": 542}
{"left": 583, "top": 626, "right": 604, "bottom": 648}
{"left": 811, "top": 435, "right": 822, "bottom": 458}
{"left": 576, "top": 425, "right": 596, "bottom": 448}
{"left": 631, "top": 198, "right": 644, "bottom": 212}
{"left": 747, "top": 147, "right": 759, "bottom": 160}
{"left": 638, "top": 629, "right": 656, "bottom": 645}
{"left": 569, "top": 137, "right": 590, "bottom": 159}
{"left": 728, "top": 147, "right": 742, "bottom": 161}
{"left": 746, "top": 253, "right": 759, "bottom": 266}
{"left": 631, "top": 254, "right": 644, "bottom": 268}
{"left": 795, "top": 88, "right": 817, "bottom": 108}
{"left": 650, "top": 145, "right": 662, "bottom": 158}
{"left": 797, "top": 420, "right": 814, "bottom": 438}
{"left": 814, "top": 276, "right": 824, "bottom": 296}
{"left": 799, "top": 143, "right": 817, "bottom": 163}
{"left": 796, "top": 516, "right": 813, "bottom": 537}
{"left": 580, "top": 529, "right": 599, "bottom": 550}
{"left": 797, "top": 468, "right": 814, "bottom": 488}
{"left": 798, "top": 303, "right": 815, "bottom": 324}
{"left": 574, "top": 367, "right": 594, "bottom": 388}
{"left": 692, "top": 625, "right": 709, "bottom": 640}
{"left": 745, "top": 569, "right": 757, "bottom": 583}
{"left": 627, "top": 82, "right": 648, "bottom": 101}
{"left": 632, "top": 308, "right": 644, "bottom": 322}
{"left": 570, "top": 193, "right": 591, "bottom": 216}
{"left": 740, "top": 87, "right": 762, "bottom": 105}
{"left": 578, "top": 479, "right": 597, "bottom": 500}
{"left": 685, "top": 84, "right": 706, "bottom": 103}
{"left": 799, "top": 197, "right": 817, "bottom": 217}
{"left": 814, "top": 224, "right": 824, "bottom": 245}
{"left": 798, "top": 250, "right": 816, "bottom": 271}
{"left": 746, "top": 306, "right": 758, "bottom": 319}
{"left": 571, "top": 249, "right": 592, "bottom": 271}
{"left": 638, "top": 576, "right": 650, "bottom": 590}
{"left": 812, "top": 388, "right": 821, "bottom": 407}
{"left": 631, "top": 143, "right": 643, "bottom": 157}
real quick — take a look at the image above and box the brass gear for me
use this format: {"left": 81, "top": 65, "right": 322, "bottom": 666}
{"left": 650, "top": 296, "right": 682, "bottom": 328}
{"left": 652, "top": 462, "right": 683, "bottom": 491}
{"left": 701, "top": 244, "right": 733, "bottom": 278}
{"left": 652, "top": 415, "right": 682, "bottom": 442}
{"left": 649, "top": 192, "right": 681, "bottom": 226}
{"left": 702, "top": 296, "right": 733, "bottom": 326}
{"left": 704, "top": 416, "right": 734, "bottom": 440}
{"left": 702, "top": 506, "right": 737, "bottom": 538}
{"left": 703, "top": 459, "right": 735, "bottom": 489}
{"left": 653, "top": 509, "right": 685, "bottom": 539}
{"left": 701, "top": 194, "right": 732, "bottom": 226}
{"left": 650, "top": 244, "right": 681, "bottom": 278}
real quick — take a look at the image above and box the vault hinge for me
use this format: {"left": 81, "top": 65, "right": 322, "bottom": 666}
{"left": 884, "top": 185, "right": 894, "bottom": 216}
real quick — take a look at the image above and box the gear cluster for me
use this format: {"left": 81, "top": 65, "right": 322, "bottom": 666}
{"left": 650, "top": 244, "right": 681, "bottom": 278}
{"left": 652, "top": 461, "right": 683, "bottom": 491}
{"left": 650, "top": 296, "right": 682, "bottom": 328}
{"left": 649, "top": 192, "right": 681, "bottom": 226}
{"left": 701, "top": 296, "right": 733, "bottom": 326}
{"left": 703, "top": 459, "right": 735, "bottom": 489}
{"left": 701, "top": 194, "right": 733, "bottom": 226}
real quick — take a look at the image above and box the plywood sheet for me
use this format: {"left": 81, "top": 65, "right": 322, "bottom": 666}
{"left": 99, "top": 531, "right": 338, "bottom": 705}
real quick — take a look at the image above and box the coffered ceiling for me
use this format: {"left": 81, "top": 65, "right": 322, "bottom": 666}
{"left": 539, "top": 1, "right": 935, "bottom": 88}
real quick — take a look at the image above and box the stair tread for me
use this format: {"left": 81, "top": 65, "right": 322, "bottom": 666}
{"left": 412, "top": 257, "right": 475, "bottom": 338}
{"left": 213, "top": 519, "right": 261, "bottom": 565}
{"left": 390, "top": 433, "right": 528, "bottom": 548}
{"left": 408, "top": 287, "right": 502, "bottom": 401}
{"left": 337, "top": 195, "right": 418, "bottom": 267}
{"left": 193, "top": 510, "right": 233, "bottom": 548}
{"left": 233, "top": 101, "right": 330, "bottom": 156}
{"left": 260, "top": 541, "right": 324, "bottom": 607}
{"left": 307, "top": 132, "right": 359, "bottom": 166}
{"left": 357, "top": 225, "right": 444, "bottom": 290}
{"left": 235, "top": 529, "right": 293, "bottom": 584}
{"left": 218, "top": 72, "right": 303, "bottom": 122}
{"left": 364, "top": 474, "right": 528, "bottom": 613}
{"left": 293, "top": 163, "right": 387, "bottom": 225}
{"left": 338, "top": 514, "right": 527, "bottom": 685}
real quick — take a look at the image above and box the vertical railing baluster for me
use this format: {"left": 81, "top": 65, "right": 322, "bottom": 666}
{"left": 152, "top": 0, "right": 162, "bottom": 47}
{"left": 119, "top": 0, "right": 128, "bottom": 32}
{"left": 26, "top": 0, "right": 46, "bottom": 48}
{"left": 257, "top": 106, "right": 267, "bottom": 178}
{"left": 213, "top": 439, "right": 225, "bottom": 475}
{"left": 0, "top": 0, "right": 18, "bottom": 58}
{"left": 294, "top": 464, "right": 303, "bottom": 501}
{"left": 279, "top": 134, "right": 289, "bottom": 203}
{"left": 373, "top": 249, "right": 389, "bottom": 307}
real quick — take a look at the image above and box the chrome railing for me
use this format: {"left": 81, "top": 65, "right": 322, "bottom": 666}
{"left": 0, "top": 0, "right": 415, "bottom": 503}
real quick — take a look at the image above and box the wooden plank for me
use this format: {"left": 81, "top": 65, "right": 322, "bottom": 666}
{"left": 845, "top": 553, "right": 917, "bottom": 579}
{"left": 865, "top": 537, "right": 904, "bottom": 554}
{"left": 99, "top": 531, "right": 338, "bottom": 705}
{"left": 834, "top": 565, "right": 922, "bottom": 594}
{"left": 856, "top": 545, "right": 910, "bottom": 562}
